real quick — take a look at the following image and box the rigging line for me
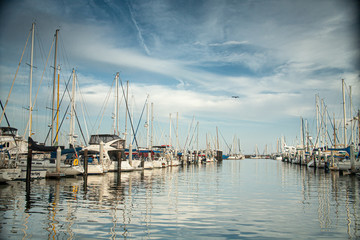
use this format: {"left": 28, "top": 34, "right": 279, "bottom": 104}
{"left": 22, "top": 34, "right": 55, "bottom": 139}
{"left": 187, "top": 119, "right": 198, "bottom": 150}
{"left": 0, "top": 100, "right": 11, "bottom": 127}
{"left": 132, "top": 97, "right": 147, "bottom": 146}
{"left": 94, "top": 77, "right": 115, "bottom": 134}
{"left": 119, "top": 76, "right": 138, "bottom": 148}
{"left": 74, "top": 73, "right": 91, "bottom": 140}
{"left": 219, "top": 130, "right": 232, "bottom": 153}
{"left": 34, "top": 25, "right": 47, "bottom": 70}
{"left": 53, "top": 103, "right": 70, "bottom": 144}
{"left": 182, "top": 115, "right": 192, "bottom": 151}
{"left": 325, "top": 108, "right": 341, "bottom": 145}
{"left": 52, "top": 72, "right": 75, "bottom": 144}
{"left": 75, "top": 73, "right": 90, "bottom": 144}
{"left": 313, "top": 104, "right": 326, "bottom": 147}
{"left": 74, "top": 106, "right": 87, "bottom": 147}
{"left": 326, "top": 128, "right": 334, "bottom": 146}
{"left": 185, "top": 116, "right": 197, "bottom": 150}
{"left": 61, "top": 70, "right": 87, "bottom": 146}
{"left": 0, "top": 100, "right": 18, "bottom": 150}
{"left": 23, "top": 37, "right": 55, "bottom": 137}
{"left": 170, "top": 116, "right": 181, "bottom": 149}
{"left": 44, "top": 73, "right": 72, "bottom": 144}
{"left": 0, "top": 29, "right": 31, "bottom": 125}
{"left": 58, "top": 35, "right": 71, "bottom": 74}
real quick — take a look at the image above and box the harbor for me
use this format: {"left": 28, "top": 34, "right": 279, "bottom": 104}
{"left": 1, "top": 1, "right": 360, "bottom": 239}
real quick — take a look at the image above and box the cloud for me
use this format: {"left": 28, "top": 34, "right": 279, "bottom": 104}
{"left": 1, "top": 0, "right": 359, "bottom": 152}
{"left": 208, "top": 41, "right": 249, "bottom": 47}
{"left": 126, "top": 0, "right": 151, "bottom": 55}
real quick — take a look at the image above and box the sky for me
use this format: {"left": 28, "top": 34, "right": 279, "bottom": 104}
{"left": 0, "top": 0, "right": 359, "bottom": 154}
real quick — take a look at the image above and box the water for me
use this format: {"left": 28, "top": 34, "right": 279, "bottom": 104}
{"left": 0, "top": 159, "right": 359, "bottom": 239}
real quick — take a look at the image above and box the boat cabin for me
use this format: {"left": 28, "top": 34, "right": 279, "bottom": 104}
{"left": 88, "top": 134, "right": 125, "bottom": 149}
{"left": 0, "top": 127, "right": 18, "bottom": 136}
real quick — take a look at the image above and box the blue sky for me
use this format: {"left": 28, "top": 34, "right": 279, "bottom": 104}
{"left": 0, "top": 0, "right": 359, "bottom": 154}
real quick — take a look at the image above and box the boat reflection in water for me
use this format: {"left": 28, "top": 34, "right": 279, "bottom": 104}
{"left": 0, "top": 160, "right": 359, "bottom": 239}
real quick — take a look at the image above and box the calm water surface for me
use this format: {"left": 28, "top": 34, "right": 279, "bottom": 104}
{"left": 0, "top": 159, "right": 359, "bottom": 239}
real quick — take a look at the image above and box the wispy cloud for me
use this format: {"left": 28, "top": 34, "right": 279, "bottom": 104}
{"left": 126, "top": 0, "right": 150, "bottom": 55}
{"left": 208, "top": 41, "right": 249, "bottom": 47}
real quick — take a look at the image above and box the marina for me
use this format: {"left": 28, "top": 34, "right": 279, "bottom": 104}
{"left": 0, "top": 159, "right": 359, "bottom": 239}
{"left": 1, "top": 1, "right": 360, "bottom": 239}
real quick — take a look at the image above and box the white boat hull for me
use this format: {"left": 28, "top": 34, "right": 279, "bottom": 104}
{"left": 86, "top": 164, "right": 104, "bottom": 174}
{"left": 152, "top": 160, "right": 162, "bottom": 168}
{"left": 169, "top": 159, "right": 180, "bottom": 166}
{"left": 17, "top": 159, "right": 84, "bottom": 176}
{"left": 0, "top": 169, "right": 13, "bottom": 182}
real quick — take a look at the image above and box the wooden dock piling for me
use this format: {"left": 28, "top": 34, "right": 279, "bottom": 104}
{"left": 26, "top": 137, "right": 32, "bottom": 184}
{"left": 84, "top": 149, "right": 88, "bottom": 177}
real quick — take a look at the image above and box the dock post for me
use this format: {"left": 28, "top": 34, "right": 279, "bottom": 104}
{"left": 141, "top": 150, "right": 145, "bottom": 169}
{"left": 350, "top": 144, "right": 355, "bottom": 173}
{"left": 324, "top": 154, "right": 329, "bottom": 173}
{"left": 182, "top": 154, "right": 186, "bottom": 166}
{"left": 26, "top": 137, "right": 33, "bottom": 184}
{"left": 56, "top": 147, "right": 61, "bottom": 173}
{"left": 99, "top": 141, "right": 104, "bottom": 165}
{"left": 83, "top": 149, "right": 88, "bottom": 192}
{"left": 117, "top": 151, "right": 122, "bottom": 174}
{"left": 118, "top": 151, "right": 124, "bottom": 186}
{"left": 129, "top": 144, "right": 133, "bottom": 167}
{"left": 84, "top": 149, "right": 88, "bottom": 177}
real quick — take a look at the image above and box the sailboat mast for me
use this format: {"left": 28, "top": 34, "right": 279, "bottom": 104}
{"left": 324, "top": 104, "right": 328, "bottom": 147}
{"left": 124, "top": 81, "right": 129, "bottom": 145}
{"left": 28, "top": 22, "right": 35, "bottom": 138}
{"left": 300, "top": 117, "right": 305, "bottom": 149}
{"left": 69, "top": 69, "right": 76, "bottom": 147}
{"left": 333, "top": 113, "right": 336, "bottom": 148}
{"left": 216, "top": 126, "right": 219, "bottom": 150}
{"left": 321, "top": 99, "right": 324, "bottom": 147}
{"left": 342, "top": 79, "right": 347, "bottom": 147}
{"left": 357, "top": 110, "right": 360, "bottom": 150}
{"left": 176, "top": 112, "right": 178, "bottom": 155}
{"left": 146, "top": 95, "right": 150, "bottom": 149}
{"left": 55, "top": 65, "right": 60, "bottom": 145}
{"left": 169, "top": 113, "right": 172, "bottom": 147}
{"left": 116, "top": 73, "right": 119, "bottom": 135}
{"left": 51, "top": 29, "right": 59, "bottom": 145}
{"left": 196, "top": 121, "right": 199, "bottom": 161}
{"left": 315, "top": 94, "right": 319, "bottom": 148}
{"left": 113, "top": 72, "right": 119, "bottom": 135}
{"left": 151, "top": 102, "right": 154, "bottom": 151}
{"left": 349, "top": 86, "right": 353, "bottom": 145}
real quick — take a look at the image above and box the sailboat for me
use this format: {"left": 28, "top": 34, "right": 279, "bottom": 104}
{"left": 83, "top": 73, "right": 134, "bottom": 173}
{"left": 227, "top": 136, "right": 245, "bottom": 160}
{"left": 0, "top": 23, "right": 48, "bottom": 180}
{"left": 250, "top": 144, "right": 261, "bottom": 159}
{"left": 166, "top": 113, "right": 180, "bottom": 166}
{"left": 0, "top": 142, "right": 22, "bottom": 182}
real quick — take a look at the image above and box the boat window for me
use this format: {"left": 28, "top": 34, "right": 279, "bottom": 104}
{"left": 89, "top": 134, "right": 121, "bottom": 144}
{"left": 50, "top": 159, "right": 55, "bottom": 164}
{"left": 0, "top": 127, "right": 18, "bottom": 136}
{"left": 110, "top": 140, "right": 125, "bottom": 149}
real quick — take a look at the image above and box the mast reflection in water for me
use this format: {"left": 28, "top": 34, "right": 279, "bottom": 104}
{"left": 0, "top": 160, "right": 359, "bottom": 239}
